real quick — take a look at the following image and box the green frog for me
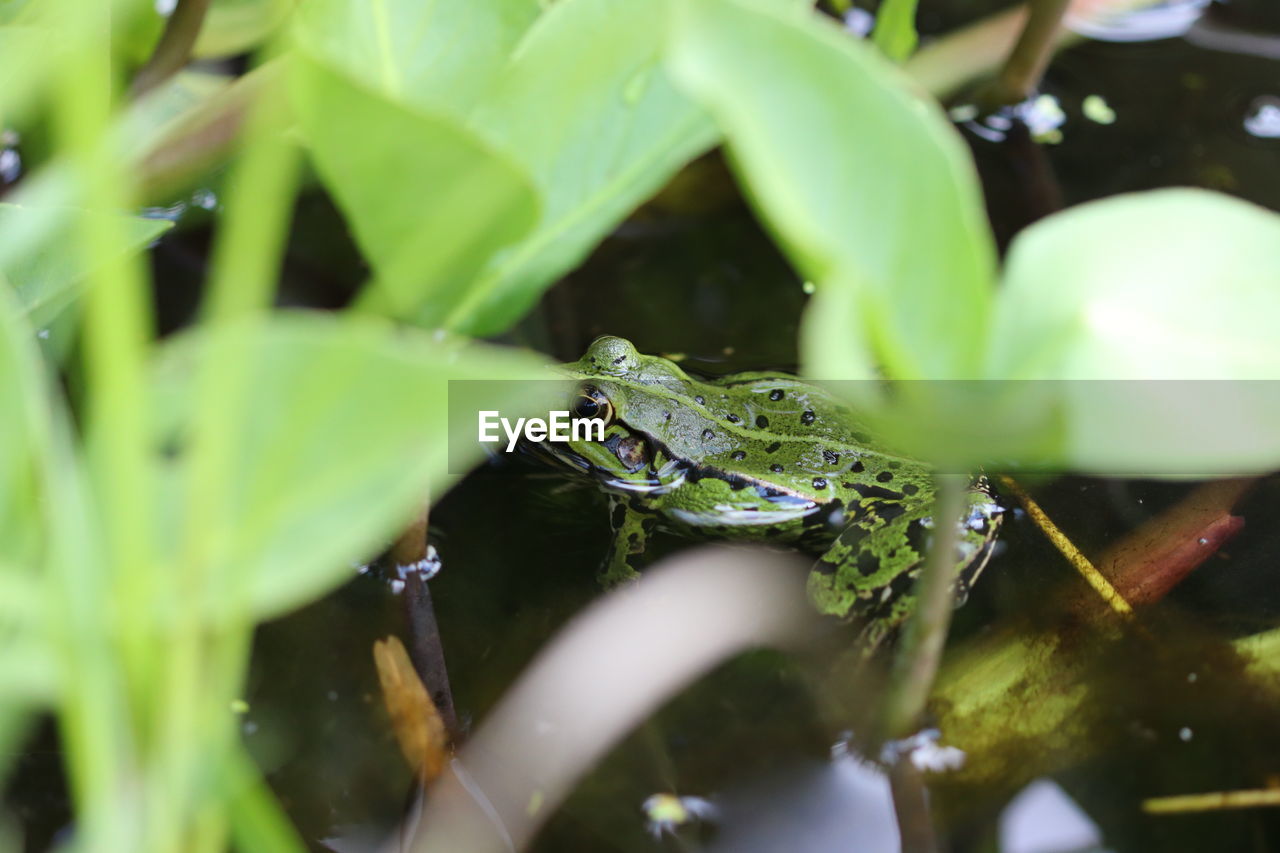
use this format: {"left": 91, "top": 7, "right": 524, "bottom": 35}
{"left": 536, "top": 336, "right": 1003, "bottom": 647}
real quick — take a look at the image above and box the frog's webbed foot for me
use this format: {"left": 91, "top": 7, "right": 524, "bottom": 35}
{"left": 807, "top": 486, "right": 1003, "bottom": 651}
{"left": 598, "top": 497, "right": 653, "bottom": 588}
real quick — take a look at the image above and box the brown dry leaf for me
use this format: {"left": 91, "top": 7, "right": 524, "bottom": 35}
{"left": 373, "top": 635, "right": 450, "bottom": 784}
{"left": 1094, "top": 478, "right": 1254, "bottom": 608}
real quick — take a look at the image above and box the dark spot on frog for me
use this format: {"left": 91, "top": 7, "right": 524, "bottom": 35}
{"left": 813, "top": 477, "right": 828, "bottom": 489}
{"left": 695, "top": 395, "right": 705, "bottom": 405}
{"left": 800, "top": 410, "right": 816, "bottom": 425}
{"left": 769, "top": 389, "right": 784, "bottom": 401}
{"left": 851, "top": 483, "right": 905, "bottom": 502}
{"left": 728, "top": 475, "right": 749, "bottom": 491}
{"left": 701, "top": 429, "right": 715, "bottom": 441}
{"left": 730, "top": 450, "right": 747, "bottom": 461}
{"left": 875, "top": 502, "right": 907, "bottom": 524}
{"left": 822, "top": 450, "right": 839, "bottom": 465}
{"left": 627, "top": 532, "right": 640, "bottom": 547}
{"left": 756, "top": 415, "right": 770, "bottom": 428}
{"left": 641, "top": 517, "right": 658, "bottom": 533}
{"left": 877, "top": 471, "right": 894, "bottom": 483}
{"left": 727, "top": 413, "right": 741, "bottom": 423}
{"left": 611, "top": 503, "right": 626, "bottom": 530}
{"left": 856, "top": 551, "right": 881, "bottom": 577}
{"left": 663, "top": 411, "right": 672, "bottom": 420}
{"left": 849, "top": 459, "right": 865, "bottom": 473}
{"left": 902, "top": 483, "right": 919, "bottom": 496}
{"left": 770, "top": 463, "right": 784, "bottom": 473}
{"left": 765, "top": 441, "right": 781, "bottom": 454}
{"left": 613, "top": 355, "right": 625, "bottom": 365}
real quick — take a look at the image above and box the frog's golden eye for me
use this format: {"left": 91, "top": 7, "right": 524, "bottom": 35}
{"left": 572, "top": 385, "right": 614, "bottom": 423}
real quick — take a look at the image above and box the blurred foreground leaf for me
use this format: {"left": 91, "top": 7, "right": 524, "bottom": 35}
{"left": 0, "top": 201, "right": 171, "bottom": 328}
{"left": 291, "top": 0, "right": 716, "bottom": 335}
{"left": 667, "top": 0, "right": 994, "bottom": 380}
{"left": 985, "top": 190, "right": 1280, "bottom": 475}
{"left": 151, "top": 312, "right": 553, "bottom": 618}
{"left": 290, "top": 54, "right": 539, "bottom": 324}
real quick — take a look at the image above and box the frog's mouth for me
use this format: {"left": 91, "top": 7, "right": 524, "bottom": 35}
{"left": 520, "top": 431, "right": 687, "bottom": 496}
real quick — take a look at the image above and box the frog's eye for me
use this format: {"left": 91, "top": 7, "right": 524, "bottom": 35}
{"left": 572, "top": 385, "right": 614, "bottom": 423}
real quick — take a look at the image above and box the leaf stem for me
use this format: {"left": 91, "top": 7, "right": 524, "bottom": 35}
{"left": 130, "top": 0, "right": 214, "bottom": 99}
{"left": 877, "top": 474, "right": 965, "bottom": 742}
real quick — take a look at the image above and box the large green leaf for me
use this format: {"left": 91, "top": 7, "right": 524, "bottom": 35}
{"left": 453, "top": 0, "right": 719, "bottom": 334}
{"left": 983, "top": 188, "right": 1280, "bottom": 476}
{"left": 152, "top": 312, "right": 555, "bottom": 619}
{"left": 0, "top": 200, "right": 172, "bottom": 329}
{"left": 294, "top": 0, "right": 540, "bottom": 118}
{"left": 988, "top": 189, "right": 1280, "bottom": 380}
{"left": 292, "top": 0, "right": 717, "bottom": 336}
{"left": 667, "top": 0, "right": 995, "bottom": 380}
{"left": 289, "top": 54, "right": 540, "bottom": 323}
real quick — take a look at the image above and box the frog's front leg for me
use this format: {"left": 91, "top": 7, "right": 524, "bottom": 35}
{"left": 808, "top": 487, "right": 1003, "bottom": 650}
{"left": 599, "top": 497, "right": 654, "bottom": 588}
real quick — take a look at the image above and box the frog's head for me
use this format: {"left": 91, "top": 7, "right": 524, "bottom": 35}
{"left": 531, "top": 337, "right": 689, "bottom": 493}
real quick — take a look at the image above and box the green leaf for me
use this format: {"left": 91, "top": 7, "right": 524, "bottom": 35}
{"left": 294, "top": 0, "right": 540, "bottom": 118}
{"left": 982, "top": 188, "right": 1280, "bottom": 477}
{"left": 451, "top": 0, "right": 719, "bottom": 334}
{"left": 988, "top": 189, "right": 1280, "bottom": 380}
{"left": 667, "top": 0, "right": 995, "bottom": 379}
{"left": 0, "top": 200, "right": 172, "bottom": 329}
{"left": 195, "top": 0, "right": 296, "bottom": 59}
{"left": 0, "top": 283, "right": 49, "bottom": 569}
{"left": 152, "top": 312, "right": 555, "bottom": 619}
{"left": 289, "top": 53, "right": 539, "bottom": 323}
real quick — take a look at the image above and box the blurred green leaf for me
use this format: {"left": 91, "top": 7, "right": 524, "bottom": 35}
{"left": 0, "top": 201, "right": 172, "bottom": 328}
{"left": 152, "top": 312, "right": 554, "bottom": 619}
{"left": 452, "top": 0, "right": 719, "bottom": 334}
{"left": 0, "top": 281, "right": 50, "bottom": 788}
{"left": 667, "top": 0, "right": 995, "bottom": 379}
{"left": 987, "top": 189, "right": 1280, "bottom": 380}
{"left": 290, "top": 53, "right": 539, "bottom": 322}
{"left": 195, "top": 0, "right": 297, "bottom": 59}
{"left": 294, "top": 0, "right": 540, "bottom": 118}
{"left": 981, "top": 188, "right": 1280, "bottom": 476}
{"left": 292, "top": 0, "right": 717, "bottom": 335}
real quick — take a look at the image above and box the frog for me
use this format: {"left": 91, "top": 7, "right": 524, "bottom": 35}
{"left": 534, "top": 336, "right": 1003, "bottom": 648}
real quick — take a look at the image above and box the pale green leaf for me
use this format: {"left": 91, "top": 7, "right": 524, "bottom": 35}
{"left": 152, "top": 313, "right": 555, "bottom": 619}
{"left": 0, "top": 201, "right": 171, "bottom": 329}
{"left": 294, "top": 0, "right": 540, "bottom": 117}
{"left": 290, "top": 53, "right": 540, "bottom": 323}
{"left": 452, "top": 0, "right": 719, "bottom": 333}
{"left": 667, "top": 0, "right": 995, "bottom": 379}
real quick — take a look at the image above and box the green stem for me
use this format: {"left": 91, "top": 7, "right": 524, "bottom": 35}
{"left": 877, "top": 474, "right": 964, "bottom": 741}
{"left": 130, "top": 0, "right": 214, "bottom": 99}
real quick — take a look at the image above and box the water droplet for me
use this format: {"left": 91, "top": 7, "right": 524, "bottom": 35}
{"left": 802, "top": 281, "right": 816, "bottom": 295}
{"left": 1244, "top": 96, "right": 1280, "bottom": 139}
{"left": 1178, "top": 727, "right": 1193, "bottom": 742}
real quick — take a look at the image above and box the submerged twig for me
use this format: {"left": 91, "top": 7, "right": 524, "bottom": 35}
{"left": 998, "top": 475, "right": 1134, "bottom": 617}
{"left": 130, "top": 0, "right": 214, "bottom": 99}
{"left": 1144, "top": 788, "right": 1280, "bottom": 814}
